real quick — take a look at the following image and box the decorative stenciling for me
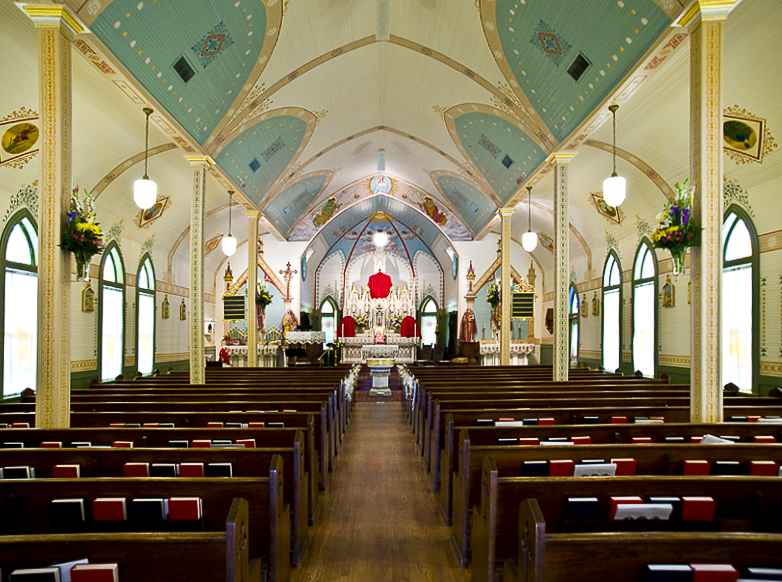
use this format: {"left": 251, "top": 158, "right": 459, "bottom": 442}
{"left": 136, "top": 196, "right": 172, "bottom": 229}
{"left": 191, "top": 21, "right": 234, "bottom": 69}
{"left": 605, "top": 231, "right": 620, "bottom": 261}
{"left": 3, "top": 183, "right": 39, "bottom": 225}
{"left": 140, "top": 236, "right": 155, "bottom": 258}
{"left": 105, "top": 221, "right": 125, "bottom": 251}
{"left": 538, "top": 232, "right": 554, "bottom": 253}
{"left": 529, "top": 20, "right": 572, "bottom": 67}
{"left": 723, "top": 105, "right": 777, "bottom": 165}
{"left": 204, "top": 234, "right": 223, "bottom": 256}
{"left": 1, "top": 107, "right": 40, "bottom": 169}
{"left": 760, "top": 276, "right": 767, "bottom": 357}
{"left": 588, "top": 192, "right": 625, "bottom": 226}
{"left": 478, "top": 133, "right": 500, "bottom": 158}
{"left": 569, "top": 265, "right": 578, "bottom": 288}
{"left": 723, "top": 179, "right": 755, "bottom": 218}
{"left": 636, "top": 215, "right": 653, "bottom": 244}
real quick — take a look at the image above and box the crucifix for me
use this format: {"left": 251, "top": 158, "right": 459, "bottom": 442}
{"left": 280, "top": 261, "right": 298, "bottom": 301}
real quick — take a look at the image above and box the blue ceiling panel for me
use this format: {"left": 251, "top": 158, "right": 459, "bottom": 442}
{"left": 436, "top": 175, "right": 495, "bottom": 233}
{"left": 264, "top": 175, "right": 328, "bottom": 236}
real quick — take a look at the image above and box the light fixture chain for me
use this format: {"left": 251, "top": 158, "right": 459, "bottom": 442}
{"left": 142, "top": 107, "right": 153, "bottom": 179}
{"left": 228, "top": 191, "right": 233, "bottom": 236}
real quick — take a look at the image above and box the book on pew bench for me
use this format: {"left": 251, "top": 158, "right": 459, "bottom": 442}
{"left": 635, "top": 419, "right": 665, "bottom": 424}
{"left": 753, "top": 435, "right": 777, "bottom": 443}
{"left": 497, "top": 438, "right": 517, "bottom": 446}
{"left": 70, "top": 442, "right": 92, "bottom": 448}
{"left": 211, "top": 439, "right": 233, "bottom": 445}
{"left": 211, "top": 443, "right": 245, "bottom": 449}
{"left": 645, "top": 564, "right": 693, "bottom": 582}
{"left": 718, "top": 436, "right": 741, "bottom": 443}
{"left": 549, "top": 459, "right": 575, "bottom": 477}
{"left": 40, "top": 442, "right": 62, "bottom": 448}
{"left": 538, "top": 418, "right": 555, "bottom": 425}
{"left": 570, "top": 436, "right": 591, "bottom": 445}
{"left": 179, "top": 462, "right": 205, "bottom": 477}
{"left": 235, "top": 439, "right": 256, "bottom": 448}
{"left": 130, "top": 498, "right": 166, "bottom": 522}
{"left": 750, "top": 461, "right": 779, "bottom": 476}
{"left": 9, "top": 568, "right": 61, "bottom": 582}
{"left": 700, "top": 435, "right": 734, "bottom": 444}
{"left": 149, "top": 463, "right": 178, "bottom": 477}
{"left": 681, "top": 497, "right": 716, "bottom": 521}
{"left": 70, "top": 564, "right": 118, "bottom": 582}
{"left": 206, "top": 462, "right": 233, "bottom": 477}
{"left": 168, "top": 440, "right": 189, "bottom": 448}
{"left": 564, "top": 497, "right": 599, "bottom": 520}
{"left": 191, "top": 440, "right": 211, "bottom": 448}
{"left": 248, "top": 422, "right": 265, "bottom": 428}
{"left": 494, "top": 420, "right": 524, "bottom": 427}
{"left": 541, "top": 440, "right": 573, "bottom": 446}
{"left": 124, "top": 424, "right": 141, "bottom": 429}
{"left": 581, "top": 417, "right": 599, "bottom": 425}
{"left": 158, "top": 423, "right": 175, "bottom": 428}
{"left": 92, "top": 498, "right": 127, "bottom": 521}
{"left": 51, "top": 499, "right": 86, "bottom": 524}
{"left": 632, "top": 437, "right": 654, "bottom": 444}
{"left": 613, "top": 503, "right": 673, "bottom": 521}
{"left": 611, "top": 416, "right": 628, "bottom": 424}
{"left": 711, "top": 460, "right": 742, "bottom": 475}
{"left": 649, "top": 497, "right": 682, "bottom": 520}
{"left": 267, "top": 422, "right": 285, "bottom": 428}
{"left": 611, "top": 458, "right": 637, "bottom": 476}
{"left": 574, "top": 463, "right": 616, "bottom": 477}
{"left": 744, "top": 567, "right": 782, "bottom": 580}
{"left": 3, "top": 442, "right": 25, "bottom": 448}
{"left": 11, "top": 423, "right": 30, "bottom": 428}
{"left": 690, "top": 437, "right": 704, "bottom": 443}
{"left": 123, "top": 462, "right": 150, "bottom": 477}
{"left": 689, "top": 564, "right": 739, "bottom": 582}
{"left": 111, "top": 441, "right": 133, "bottom": 448}
{"left": 3, "top": 465, "right": 35, "bottom": 479}
{"left": 142, "top": 423, "right": 159, "bottom": 427}
{"left": 49, "top": 559, "right": 88, "bottom": 582}
{"left": 224, "top": 422, "right": 243, "bottom": 428}
{"left": 523, "top": 419, "right": 539, "bottom": 426}
{"left": 167, "top": 497, "right": 202, "bottom": 521}
{"left": 207, "top": 422, "right": 224, "bottom": 428}
{"left": 665, "top": 437, "right": 686, "bottom": 443}
{"left": 518, "top": 437, "right": 540, "bottom": 446}
{"left": 683, "top": 460, "right": 711, "bottom": 476}
{"left": 522, "top": 460, "right": 548, "bottom": 476}
{"left": 53, "top": 464, "right": 81, "bottom": 478}
{"left": 609, "top": 496, "right": 644, "bottom": 519}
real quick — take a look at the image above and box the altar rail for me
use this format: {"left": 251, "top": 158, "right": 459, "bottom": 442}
{"left": 339, "top": 335, "right": 419, "bottom": 364}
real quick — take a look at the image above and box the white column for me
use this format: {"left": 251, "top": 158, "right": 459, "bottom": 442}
{"left": 680, "top": 1, "right": 738, "bottom": 422}
{"left": 499, "top": 208, "right": 514, "bottom": 365}
{"left": 186, "top": 156, "right": 214, "bottom": 384}
{"left": 246, "top": 211, "right": 259, "bottom": 367}
{"left": 24, "top": 5, "right": 84, "bottom": 428}
{"left": 548, "top": 153, "right": 576, "bottom": 381}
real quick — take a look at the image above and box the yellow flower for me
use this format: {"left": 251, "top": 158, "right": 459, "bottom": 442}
{"left": 76, "top": 222, "right": 101, "bottom": 236}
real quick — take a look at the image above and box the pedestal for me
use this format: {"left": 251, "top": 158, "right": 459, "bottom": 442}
{"left": 367, "top": 358, "right": 395, "bottom": 396}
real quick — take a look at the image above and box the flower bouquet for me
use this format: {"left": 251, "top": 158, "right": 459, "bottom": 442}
{"left": 256, "top": 283, "right": 273, "bottom": 331}
{"left": 355, "top": 312, "right": 370, "bottom": 333}
{"left": 60, "top": 186, "right": 104, "bottom": 281}
{"left": 486, "top": 282, "right": 500, "bottom": 312}
{"left": 651, "top": 180, "right": 702, "bottom": 276}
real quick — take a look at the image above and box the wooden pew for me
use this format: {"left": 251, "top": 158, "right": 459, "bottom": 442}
{"left": 470, "top": 457, "right": 782, "bottom": 581}
{"left": 0, "top": 426, "right": 320, "bottom": 525}
{"left": 440, "top": 420, "right": 782, "bottom": 525}
{"left": 503, "top": 498, "right": 782, "bottom": 582}
{"left": 0, "top": 498, "right": 258, "bottom": 582}
{"left": 0, "top": 463, "right": 290, "bottom": 582}
{"left": 0, "top": 433, "right": 309, "bottom": 566}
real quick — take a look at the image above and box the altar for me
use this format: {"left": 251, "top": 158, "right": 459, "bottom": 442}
{"left": 340, "top": 335, "right": 419, "bottom": 364}
{"left": 479, "top": 341, "right": 537, "bottom": 366}
{"left": 225, "top": 344, "right": 281, "bottom": 367}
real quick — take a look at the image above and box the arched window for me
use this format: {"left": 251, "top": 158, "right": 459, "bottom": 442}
{"left": 602, "top": 253, "right": 622, "bottom": 372}
{"left": 136, "top": 256, "right": 155, "bottom": 376}
{"left": 99, "top": 245, "right": 125, "bottom": 381}
{"left": 632, "top": 241, "right": 657, "bottom": 378}
{"left": 568, "top": 285, "right": 579, "bottom": 366}
{"left": 722, "top": 208, "right": 758, "bottom": 392}
{"left": 420, "top": 297, "right": 438, "bottom": 346}
{"left": 320, "top": 298, "right": 336, "bottom": 345}
{"left": 1, "top": 212, "right": 38, "bottom": 395}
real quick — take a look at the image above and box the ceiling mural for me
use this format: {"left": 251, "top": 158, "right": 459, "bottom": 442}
{"left": 446, "top": 106, "right": 547, "bottom": 204}
{"left": 1, "top": 107, "right": 39, "bottom": 170}
{"left": 214, "top": 110, "right": 314, "bottom": 206}
{"left": 89, "top": 0, "right": 279, "bottom": 146}
{"left": 263, "top": 173, "right": 331, "bottom": 237}
{"left": 483, "top": 0, "right": 672, "bottom": 143}
{"left": 288, "top": 176, "right": 472, "bottom": 242}
{"left": 432, "top": 172, "right": 495, "bottom": 235}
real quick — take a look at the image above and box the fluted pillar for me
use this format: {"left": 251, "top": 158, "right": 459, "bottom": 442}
{"left": 186, "top": 156, "right": 214, "bottom": 384}
{"left": 680, "top": 1, "right": 739, "bottom": 422}
{"left": 499, "top": 208, "right": 514, "bottom": 365}
{"left": 548, "top": 152, "right": 576, "bottom": 381}
{"left": 246, "top": 211, "right": 260, "bottom": 367}
{"left": 24, "top": 4, "right": 84, "bottom": 427}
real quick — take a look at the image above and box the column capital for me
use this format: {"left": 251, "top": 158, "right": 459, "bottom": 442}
{"left": 245, "top": 210, "right": 261, "bottom": 218}
{"left": 185, "top": 155, "right": 215, "bottom": 168}
{"left": 21, "top": 4, "right": 85, "bottom": 39}
{"left": 678, "top": 0, "right": 740, "bottom": 30}
{"left": 498, "top": 207, "right": 515, "bottom": 218}
{"left": 546, "top": 152, "right": 577, "bottom": 165}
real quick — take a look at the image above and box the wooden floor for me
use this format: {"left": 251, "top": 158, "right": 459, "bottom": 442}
{"left": 292, "top": 401, "right": 471, "bottom": 582}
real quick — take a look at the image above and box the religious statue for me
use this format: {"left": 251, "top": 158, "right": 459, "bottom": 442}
{"left": 459, "top": 308, "right": 477, "bottom": 341}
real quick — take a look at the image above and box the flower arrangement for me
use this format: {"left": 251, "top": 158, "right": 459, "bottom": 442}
{"left": 486, "top": 282, "right": 500, "bottom": 311}
{"left": 388, "top": 314, "right": 402, "bottom": 331}
{"left": 256, "top": 283, "right": 273, "bottom": 307}
{"left": 61, "top": 186, "right": 104, "bottom": 280}
{"left": 651, "top": 180, "right": 702, "bottom": 275}
{"left": 355, "top": 312, "right": 370, "bottom": 331}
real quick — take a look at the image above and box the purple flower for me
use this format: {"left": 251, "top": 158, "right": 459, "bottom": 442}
{"left": 682, "top": 208, "right": 690, "bottom": 224}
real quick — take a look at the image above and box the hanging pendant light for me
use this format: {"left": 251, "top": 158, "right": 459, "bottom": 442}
{"left": 521, "top": 186, "right": 538, "bottom": 252}
{"left": 133, "top": 107, "right": 157, "bottom": 210}
{"left": 222, "top": 190, "right": 237, "bottom": 256}
{"left": 603, "top": 104, "right": 626, "bottom": 208}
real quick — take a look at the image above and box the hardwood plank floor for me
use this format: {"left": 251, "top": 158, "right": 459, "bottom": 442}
{"left": 292, "top": 401, "right": 471, "bottom": 582}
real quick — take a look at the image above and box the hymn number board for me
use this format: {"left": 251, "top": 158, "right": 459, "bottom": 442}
{"left": 511, "top": 292, "right": 534, "bottom": 318}
{"left": 223, "top": 295, "right": 246, "bottom": 322}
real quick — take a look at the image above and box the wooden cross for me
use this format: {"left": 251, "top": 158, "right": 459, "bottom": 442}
{"left": 280, "top": 261, "right": 298, "bottom": 300}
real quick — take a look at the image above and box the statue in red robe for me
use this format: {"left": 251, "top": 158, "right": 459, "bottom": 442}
{"left": 368, "top": 270, "right": 392, "bottom": 299}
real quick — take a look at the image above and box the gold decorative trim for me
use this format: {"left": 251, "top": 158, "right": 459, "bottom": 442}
{"left": 22, "top": 5, "right": 85, "bottom": 39}
{"left": 659, "top": 355, "right": 691, "bottom": 367}
{"left": 760, "top": 362, "right": 782, "bottom": 378}
{"left": 156, "top": 353, "right": 190, "bottom": 363}
{"left": 71, "top": 360, "right": 97, "bottom": 372}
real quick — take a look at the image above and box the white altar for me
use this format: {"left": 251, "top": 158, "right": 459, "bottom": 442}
{"left": 225, "top": 344, "right": 281, "bottom": 367}
{"left": 340, "top": 335, "right": 419, "bottom": 364}
{"left": 479, "top": 342, "right": 537, "bottom": 366}
{"left": 286, "top": 331, "right": 326, "bottom": 344}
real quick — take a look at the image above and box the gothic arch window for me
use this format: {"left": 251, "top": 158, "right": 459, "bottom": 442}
{"left": 722, "top": 206, "right": 758, "bottom": 393}
{"left": 136, "top": 255, "right": 155, "bottom": 376}
{"left": 320, "top": 297, "right": 337, "bottom": 345}
{"left": 568, "top": 284, "right": 579, "bottom": 366}
{"left": 632, "top": 240, "right": 658, "bottom": 378}
{"left": 1, "top": 211, "right": 38, "bottom": 395}
{"left": 602, "top": 252, "right": 622, "bottom": 372}
{"left": 419, "top": 297, "right": 438, "bottom": 346}
{"left": 99, "top": 244, "right": 126, "bottom": 381}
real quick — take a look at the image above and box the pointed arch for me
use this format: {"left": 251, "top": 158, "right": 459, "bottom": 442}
{"left": 632, "top": 238, "right": 658, "bottom": 378}
{"left": 602, "top": 251, "right": 622, "bottom": 373}
{"left": 135, "top": 254, "right": 156, "bottom": 376}
{"left": 99, "top": 243, "right": 126, "bottom": 381}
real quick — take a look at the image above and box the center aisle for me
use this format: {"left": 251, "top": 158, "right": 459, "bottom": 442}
{"left": 292, "top": 401, "right": 471, "bottom": 582}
